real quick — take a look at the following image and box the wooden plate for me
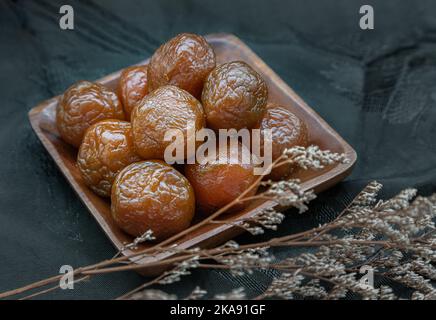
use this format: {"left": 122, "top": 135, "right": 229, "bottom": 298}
{"left": 28, "top": 33, "right": 357, "bottom": 275}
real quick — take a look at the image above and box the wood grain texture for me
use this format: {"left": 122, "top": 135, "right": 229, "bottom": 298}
{"left": 28, "top": 33, "right": 357, "bottom": 276}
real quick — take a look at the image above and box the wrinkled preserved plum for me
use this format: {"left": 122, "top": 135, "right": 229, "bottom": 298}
{"left": 148, "top": 33, "right": 216, "bottom": 98}
{"left": 258, "top": 103, "right": 308, "bottom": 181}
{"left": 185, "top": 143, "right": 259, "bottom": 216}
{"left": 111, "top": 160, "right": 195, "bottom": 240}
{"left": 118, "top": 65, "right": 149, "bottom": 120}
{"left": 77, "top": 120, "right": 141, "bottom": 197}
{"left": 201, "top": 61, "right": 268, "bottom": 130}
{"left": 56, "top": 81, "right": 125, "bottom": 147}
{"left": 131, "top": 85, "right": 205, "bottom": 160}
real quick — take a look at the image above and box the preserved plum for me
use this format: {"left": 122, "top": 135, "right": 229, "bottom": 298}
{"left": 184, "top": 143, "right": 259, "bottom": 216}
{"left": 131, "top": 85, "right": 205, "bottom": 160}
{"left": 148, "top": 33, "right": 216, "bottom": 98}
{"left": 77, "top": 120, "right": 141, "bottom": 197}
{"left": 201, "top": 61, "right": 268, "bottom": 130}
{"left": 258, "top": 103, "right": 308, "bottom": 180}
{"left": 111, "top": 160, "right": 195, "bottom": 240}
{"left": 118, "top": 65, "right": 149, "bottom": 120}
{"left": 56, "top": 81, "right": 125, "bottom": 147}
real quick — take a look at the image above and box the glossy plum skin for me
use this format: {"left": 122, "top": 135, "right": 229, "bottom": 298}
{"left": 118, "top": 65, "right": 149, "bottom": 120}
{"left": 258, "top": 103, "right": 308, "bottom": 181}
{"left": 148, "top": 33, "right": 216, "bottom": 98}
{"left": 201, "top": 61, "right": 268, "bottom": 130}
{"left": 77, "top": 120, "right": 141, "bottom": 197}
{"left": 56, "top": 81, "right": 125, "bottom": 147}
{"left": 111, "top": 161, "right": 195, "bottom": 240}
{"left": 184, "top": 143, "right": 259, "bottom": 216}
{"left": 131, "top": 85, "right": 205, "bottom": 160}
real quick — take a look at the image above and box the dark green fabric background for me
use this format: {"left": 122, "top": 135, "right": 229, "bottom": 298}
{"left": 1, "top": 0, "right": 435, "bottom": 299}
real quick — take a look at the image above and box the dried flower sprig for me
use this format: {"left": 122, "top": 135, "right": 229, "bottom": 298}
{"left": 185, "top": 287, "right": 208, "bottom": 300}
{"left": 4, "top": 177, "right": 435, "bottom": 300}
{"left": 158, "top": 255, "right": 201, "bottom": 285}
{"left": 214, "top": 288, "right": 246, "bottom": 300}
{"left": 283, "top": 145, "right": 349, "bottom": 170}
{"left": 262, "top": 179, "right": 316, "bottom": 211}
{"left": 240, "top": 208, "right": 285, "bottom": 235}
{"left": 12, "top": 146, "right": 433, "bottom": 301}
{"left": 112, "top": 229, "right": 156, "bottom": 260}
{"left": 121, "top": 229, "right": 155, "bottom": 251}
{"left": 121, "top": 182, "right": 436, "bottom": 300}
{"left": 128, "top": 289, "right": 177, "bottom": 300}
{"left": 217, "top": 246, "right": 272, "bottom": 276}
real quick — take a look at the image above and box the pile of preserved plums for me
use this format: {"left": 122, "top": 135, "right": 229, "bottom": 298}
{"left": 56, "top": 33, "right": 309, "bottom": 241}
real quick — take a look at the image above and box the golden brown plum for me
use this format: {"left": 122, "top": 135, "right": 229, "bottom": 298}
{"left": 184, "top": 143, "right": 259, "bottom": 216}
{"left": 131, "top": 85, "right": 205, "bottom": 160}
{"left": 148, "top": 33, "right": 216, "bottom": 98}
{"left": 77, "top": 120, "right": 141, "bottom": 197}
{"left": 201, "top": 61, "right": 268, "bottom": 130}
{"left": 111, "top": 161, "right": 195, "bottom": 240}
{"left": 56, "top": 81, "right": 125, "bottom": 147}
{"left": 118, "top": 65, "right": 149, "bottom": 120}
{"left": 258, "top": 103, "right": 308, "bottom": 180}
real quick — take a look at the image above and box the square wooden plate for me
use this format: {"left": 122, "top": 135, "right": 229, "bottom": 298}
{"left": 29, "top": 33, "right": 357, "bottom": 275}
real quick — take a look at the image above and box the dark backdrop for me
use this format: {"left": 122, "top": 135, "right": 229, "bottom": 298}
{"left": 1, "top": 0, "right": 435, "bottom": 299}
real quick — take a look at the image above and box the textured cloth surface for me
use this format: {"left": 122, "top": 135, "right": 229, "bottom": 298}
{"left": 0, "top": 0, "right": 435, "bottom": 299}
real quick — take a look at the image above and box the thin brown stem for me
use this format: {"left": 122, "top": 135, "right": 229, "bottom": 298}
{"left": 19, "top": 276, "right": 90, "bottom": 300}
